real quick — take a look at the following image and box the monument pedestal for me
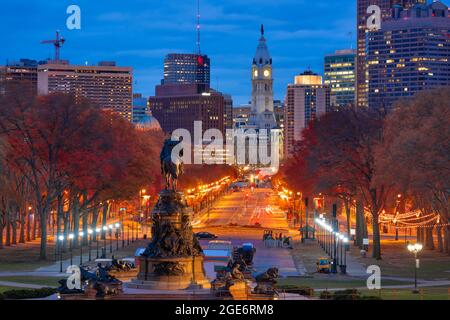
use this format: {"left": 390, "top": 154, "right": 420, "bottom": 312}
{"left": 127, "top": 190, "right": 210, "bottom": 291}
{"left": 128, "top": 256, "right": 210, "bottom": 290}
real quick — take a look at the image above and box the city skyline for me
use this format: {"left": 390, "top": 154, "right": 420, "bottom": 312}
{"left": 0, "top": 0, "right": 356, "bottom": 105}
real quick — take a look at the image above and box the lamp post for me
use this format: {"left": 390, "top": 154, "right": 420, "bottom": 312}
{"left": 115, "top": 223, "right": 120, "bottom": 250}
{"left": 68, "top": 233, "right": 74, "bottom": 266}
{"left": 79, "top": 232, "right": 84, "bottom": 265}
{"left": 119, "top": 208, "right": 126, "bottom": 248}
{"left": 58, "top": 235, "right": 64, "bottom": 272}
{"left": 102, "top": 226, "right": 108, "bottom": 258}
{"left": 407, "top": 243, "right": 423, "bottom": 293}
{"left": 95, "top": 228, "right": 101, "bottom": 259}
{"left": 108, "top": 224, "right": 113, "bottom": 253}
{"left": 88, "top": 229, "right": 93, "bottom": 262}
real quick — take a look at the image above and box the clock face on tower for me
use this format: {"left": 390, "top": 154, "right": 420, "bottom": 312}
{"left": 254, "top": 70, "right": 258, "bottom": 78}
{"left": 264, "top": 70, "right": 270, "bottom": 78}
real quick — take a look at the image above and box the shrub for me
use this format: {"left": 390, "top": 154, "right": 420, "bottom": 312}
{"left": 2, "top": 287, "right": 57, "bottom": 300}
{"left": 320, "top": 290, "right": 333, "bottom": 300}
{"left": 332, "top": 289, "right": 361, "bottom": 300}
{"left": 278, "top": 285, "right": 315, "bottom": 297}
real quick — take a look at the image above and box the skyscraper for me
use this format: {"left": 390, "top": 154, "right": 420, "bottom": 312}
{"left": 367, "top": 1, "right": 450, "bottom": 110}
{"left": 356, "top": 0, "right": 425, "bottom": 108}
{"left": 284, "top": 71, "right": 330, "bottom": 157}
{"left": 324, "top": 49, "right": 357, "bottom": 109}
{"left": 163, "top": 53, "right": 210, "bottom": 88}
{"left": 37, "top": 61, "right": 133, "bottom": 121}
{"left": 149, "top": 84, "right": 227, "bottom": 139}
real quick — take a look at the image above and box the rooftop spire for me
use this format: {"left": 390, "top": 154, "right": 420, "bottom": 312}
{"left": 261, "top": 24, "right": 264, "bottom": 36}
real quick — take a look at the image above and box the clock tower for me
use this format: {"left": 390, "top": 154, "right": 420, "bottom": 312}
{"left": 249, "top": 25, "right": 276, "bottom": 130}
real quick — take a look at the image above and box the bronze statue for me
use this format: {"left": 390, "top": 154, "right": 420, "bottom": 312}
{"left": 160, "top": 137, "right": 184, "bottom": 190}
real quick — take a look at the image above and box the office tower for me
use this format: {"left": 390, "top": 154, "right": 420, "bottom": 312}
{"left": 367, "top": 1, "right": 450, "bottom": 110}
{"left": 0, "top": 59, "right": 39, "bottom": 95}
{"left": 37, "top": 61, "right": 133, "bottom": 121}
{"left": 356, "top": 0, "right": 425, "bottom": 108}
{"left": 132, "top": 93, "right": 149, "bottom": 124}
{"left": 149, "top": 83, "right": 228, "bottom": 139}
{"left": 324, "top": 49, "right": 357, "bottom": 109}
{"left": 163, "top": 53, "right": 210, "bottom": 88}
{"left": 284, "top": 71, "right": 330, "bottom": 157}
{"left": 248, "top": 25, "right": 277, "bottom": 130}
{"left": 273, "top": 100, "right": 285, "bottom": 131}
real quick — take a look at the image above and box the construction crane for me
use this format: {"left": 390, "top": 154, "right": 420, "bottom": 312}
{"left": 41, "top": 31, "right": 65, "bottom": 62}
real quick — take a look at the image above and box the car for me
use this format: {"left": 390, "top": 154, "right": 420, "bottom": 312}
{"left": 195, "top": 232, "right": 218, "bottom": 239}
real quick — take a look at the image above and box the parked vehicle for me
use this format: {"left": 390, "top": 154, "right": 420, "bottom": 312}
{"left": 203, "top": 240, "right": 233, "bottom": 261}
{"left": 195, "top": 232, "right": 218, "bottom": 239}
{"left": 316, "top": 257, "right": 331, "bottom": 273}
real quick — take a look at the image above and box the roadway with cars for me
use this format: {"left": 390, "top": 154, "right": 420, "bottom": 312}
{"left": 193, "top": 188, "right": 300, "bottom": 279}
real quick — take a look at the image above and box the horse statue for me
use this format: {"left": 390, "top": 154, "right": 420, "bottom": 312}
{"left": 160, "top": 137, "right": 184, "bottom": 191}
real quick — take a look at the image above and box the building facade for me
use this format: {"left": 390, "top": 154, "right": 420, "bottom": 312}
{"left": 0, "top": 59, "right": 39, "bottom": 95}
{"left": 149, "top": 83, "right": 228, "bottom": 139}
{"left": 356, "top": 0, "right": 425, "bottom": 108}
{"left": 163, "top": 53, "right": 210, "bottom": 88}
{"left": 38, "top": 61, "right": 133, "bottom": 121}
{"left": 284, "top": 71, "right": 330, "bottom": 157}
{"left": 367, "top": 1, "right": 450, "bottom": 110}
{"left": 324, "top": 49, "right": 357, "bottom": 109}
{"left": 132, "top": 93, "right": 148, "bottom": 124}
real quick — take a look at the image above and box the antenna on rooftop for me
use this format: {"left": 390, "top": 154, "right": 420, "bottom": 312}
{"left": 196, "top": 0, "right": 201, "bottom": 55}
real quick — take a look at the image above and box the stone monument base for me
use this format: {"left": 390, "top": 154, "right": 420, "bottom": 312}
{"left": 127, "top": 256, "right": 211, "bottom": 290}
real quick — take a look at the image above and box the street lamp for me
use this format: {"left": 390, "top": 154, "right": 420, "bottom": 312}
{"left": 79, "top": 232, "right": 84, "bottom": 265}
{"left": 102, "top": 226, "right": 108, "bottom": 258}
{"left": 115, "top": 223, "right": 120, "bottom": 250}
{"left": 407, "top": 243, "right": 423, "bottom": 293}
{"left": 58, "top": 235, "right": 64, "bottom": 272}
{"left": 68, "top": 233, "right": 74, "bottom": 265}
{"left": 108, "top": 224, "right": 113, "bottom": 254}
{"left": 88, "top": 229, "right": 93, "bottom": 262}
{"left": 95, "top": 228, "right": 101, "bottom": 259}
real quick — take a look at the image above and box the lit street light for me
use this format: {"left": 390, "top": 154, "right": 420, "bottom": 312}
{"left": 68, "top": 233, "right": 74, "bottom": 265}
{"left": 407, "top": 243, "right": 423, "bottom": 293}
{"left": 58, "top": 235, "right": 64, "bottom": 272}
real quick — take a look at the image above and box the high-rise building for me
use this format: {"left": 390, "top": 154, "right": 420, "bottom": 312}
{"left": 248, "top": 25, "right": 277, "bottom": 130}
{"left": 149, "top": 83, "right": 229, "bottom": 139}
{"left": 132, "top": 93, "right": 148, "bottom": 124}
{"left": 356, "top": 0, "right": 425, "bottom": 108}
{"left": 38, "top": 61, "right": 133, "bottom": 121}
{"left": 367, "top": 1, "right": 450, "bottom": 110}
{"left": 284, "top": 71, "right": 330, "bottom": 157}
{"left": 0, "top": 59, "right": 40, "bottom": 95}
{"left": 163, "top": 53, "right": 210, "bottom": 88}
{"left": 324, "top": 49, "right": 357, "bottom": 109}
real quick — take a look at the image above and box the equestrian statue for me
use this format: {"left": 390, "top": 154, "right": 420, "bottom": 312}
{"left": 160, "top": 136, "right": 184, "bottom": 191}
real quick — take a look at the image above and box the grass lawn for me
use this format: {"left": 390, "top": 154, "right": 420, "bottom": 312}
{"left": 278, "top": 276, "right": 412, "bottom": 289}
{"left": 352, "top": 239, "right": 450, "bottom": 280}
{"left": 0, "top": 286, "right": 35, "bottom": 293}
{"left": 0, "top": 276, "right": 59, "bottom": 287}
{"left": 0, "top": 241, "right": 56, "bottom": 272}
{"left": 360, "top": 286, "right": 450, "bottom": 300}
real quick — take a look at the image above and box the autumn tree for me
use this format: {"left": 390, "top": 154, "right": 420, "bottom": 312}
{"left": 377, "top": 87, "right": 450, "bottom": 254}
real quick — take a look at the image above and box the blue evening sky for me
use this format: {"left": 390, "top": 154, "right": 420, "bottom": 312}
{"left": 0, "top": 0, "right": 356, "bottom": 105}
